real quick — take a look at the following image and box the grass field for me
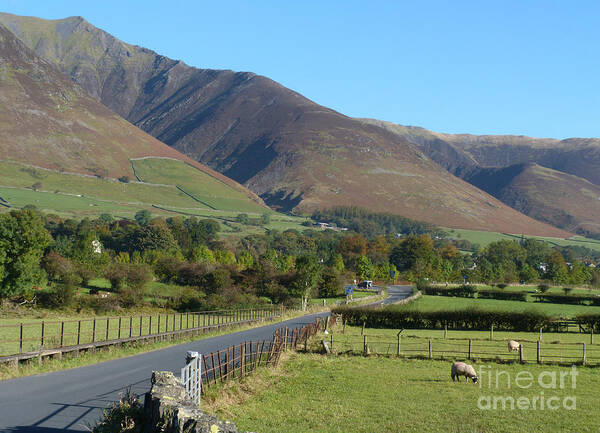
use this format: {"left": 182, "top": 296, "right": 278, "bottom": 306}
{"left": 445, "top": 227, "right": 600, "bottom": 253}
{"left": 131, "top": 158, "right": 266, "bottom": 213}
{"left": 398, "top": 295, "right": 600, "bottom": 317}
{"left": 207, "top": 353, "right": 599, "bottom": 433}
{"left": 0, "top": 160, "right": 310, "bottom": 232}
{"left": 329, "top": 325, "right": 600, "bottom": 365}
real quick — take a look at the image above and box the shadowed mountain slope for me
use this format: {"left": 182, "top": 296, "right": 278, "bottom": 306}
{"left": 0, "top": 21, "right": 265, "bottom": 210}
{"left": 362, "top": 119, "right": 600, "bottom": 237}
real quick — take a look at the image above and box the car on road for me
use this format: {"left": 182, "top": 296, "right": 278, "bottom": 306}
{"left": 358, "top": 280, "right": 373, "bottom": 288}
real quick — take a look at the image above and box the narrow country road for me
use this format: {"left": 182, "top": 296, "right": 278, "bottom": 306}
{"left": 361, "top": 285, "right": 414, "bottom": 306}
{"left": 0, "top": 287, "right": 412, "bottom": 432}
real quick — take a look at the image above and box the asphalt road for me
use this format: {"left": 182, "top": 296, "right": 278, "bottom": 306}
{"left": 0, "top": 287, "right": 412, "bottom": 432}
{"left": 0, "top": 313, "right": 326, "bottom": 433}
{"left": 362, "top": 284, "right": 414, "bottom": 306}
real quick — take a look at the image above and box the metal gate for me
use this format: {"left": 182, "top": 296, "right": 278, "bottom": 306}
{"left": 181, "top": 352, "right": 202, "bottom": 406}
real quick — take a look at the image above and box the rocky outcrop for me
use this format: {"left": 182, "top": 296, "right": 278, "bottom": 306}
{"left": 144, "top": 371, "right": 240, "bottom": 433}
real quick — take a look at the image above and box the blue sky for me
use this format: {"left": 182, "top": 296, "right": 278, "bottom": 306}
{"left": 3, "top": 0, "right": 599, "bottom": 138}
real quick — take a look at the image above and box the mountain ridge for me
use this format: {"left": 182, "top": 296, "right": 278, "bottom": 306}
{"left": 0, "top": 12, "right": 573, "bottom": 237}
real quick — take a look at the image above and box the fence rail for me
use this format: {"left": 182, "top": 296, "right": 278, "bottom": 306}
{"left": 199, "top": 316, "right": 326, "bottom": 393}
{"left": 328, "top": 333, "right": 600, "bottom": 365}
{"left": 0, "top": 307, "right": 283, "bottom": 363}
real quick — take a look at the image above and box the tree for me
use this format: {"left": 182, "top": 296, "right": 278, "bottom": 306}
{"left": 236, "top": 213, "right": 249, "bottom": 225}
{"left": 237, "top": 251, "right": 254, "bottom": 270}
{"left": 390, "top": 235, "right": 435, "bottom": 272}
{"left": 189, "top": 245, "right": 215, "bottom": 265}
{"left": 356, "top": 255, "right": 374, "bottom": 280}
{"left": 134, "top": 210, "right": 152, "bottom": 226}
{"left": 319, "top": 268, "right": 342, "bottom": 298}
{"left": 291, "top": 254, "right": 322, "bottom": 310}
{"left": 260, "top": 213, "right": 271, "bottom": 225}
{"left": 546, "top": 251, "right": 568, "bottom": 284}
{"left": 0, "top": 209, "right": 52, "bottom": 298}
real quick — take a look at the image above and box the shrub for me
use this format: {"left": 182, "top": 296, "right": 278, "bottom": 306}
{"left": 91, "top": 389, "right": 144, "bottom": 433}
{"left": 538, "top": 284, "right": 550, "bottom": 293}
{"left": 496, "top": 283, "right": 507, "bottom": 289}
{"left": 332, "top": 306, "right": 552, "bottom": 332}
{"left": 105, "top": 263, "right": 129, "bottom": 291}
{"left": 477, "top": 290, "right": 527, "bottom": 302}
{"left": 531, "top": 293, "right": 593, "bottom": 305}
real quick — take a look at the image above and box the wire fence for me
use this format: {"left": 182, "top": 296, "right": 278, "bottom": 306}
{"left": 327, "top": 332, "right": 600, "bottom": 365}
{"left": 0, "top": 307, "right": 282, "bottom": 358}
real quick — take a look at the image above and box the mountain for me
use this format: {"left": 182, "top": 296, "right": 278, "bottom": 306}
{"left": 361, "top": 119, "right": 600, "bottom": 237}
{"left": 0, "top": 21, "right": 266, "bottom": 215}
{"left": 0, "top": 12, "right": 572, "bottom": 237}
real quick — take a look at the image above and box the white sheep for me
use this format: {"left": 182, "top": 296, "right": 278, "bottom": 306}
{"left": 451, "top": 361, "right": 478, "bottom": 383}
{"left": 507, "top": 340, "right": 520, "bottom": 352}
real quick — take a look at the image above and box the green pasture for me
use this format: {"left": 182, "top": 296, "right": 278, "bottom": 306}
{"left": 330, "top": 325, "right": 599, "bottom": 365}
{"left": 399, "top": 295, "right": 600, "bottom": 317}
{"left": 445, "top": 227, "right": 600, "bottom": 252}
{"left": 210, "top": 354, "right": 599, "bottom": 433}
{"left": 130, "top": 158, "right": 266, "bottom": 213}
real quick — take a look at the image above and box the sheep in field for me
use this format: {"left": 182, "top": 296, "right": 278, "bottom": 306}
{"left": 507, "top": 340, "right": 520, "bottom": 352}
{"left": 451, "top": 361, "right": 478, "bottom": 383}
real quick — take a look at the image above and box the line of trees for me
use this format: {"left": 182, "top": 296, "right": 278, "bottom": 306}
{"left": 0, "top": 207, "right": 598, "bottom": 312}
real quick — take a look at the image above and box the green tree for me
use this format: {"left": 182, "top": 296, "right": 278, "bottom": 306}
{"left": 0, "top": 209, "right": 52, "bottom": 298}
{"left": 546, "top": 251, "right": 568, "bottom": 284}
{"left": 356, "top": 255, "right": 374, "bottom": 280}
{"left": 237, "top": 251, "right": 254, "bottom": 270}
{"left": 291, "top": 254, "right": 322, "bottom": 310}
{"left": 236, "top": 213, "right": 250, "bottom": 225}
{"left": 390, "top": 235, "right": 435, "bottom": 272}
{"left": 319, "top": 267, "right": 342, "bottom": 298}
{"left": 189, "top": 245, "right": 215, "bottom": 265}
{"left": 134, "top": 210, "right": 152, "bottom": 226}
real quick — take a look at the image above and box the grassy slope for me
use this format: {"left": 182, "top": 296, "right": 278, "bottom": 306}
{"left": 0, "top": 160, "right": 309, "bottom": 230}
{"left": 130, "top": 158, "right": 267, "bottom": 213}
{"left": 210, "top": 354, "right": 598, "bottom": 433}
{"left": 445, "top": 227, "right": 600, "bottom": 252}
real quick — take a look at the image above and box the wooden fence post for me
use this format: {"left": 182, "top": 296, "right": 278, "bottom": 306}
{"left": 361, "top": 321, "right": 365, "bottom": 336}
{"left": 106, "top": 318, "right": 110, "bottom": 341}
{"left": 363, "top": 335, "right": 368, "bottom": 355}
{"left": 149, "top": 316, "right": 152, "bottom": 335}
{"left": 139, "top": 316, "right": 142, "bottom": 337}
{"left": 41, "top": 321, "right": 45, "bottom": 348}
{"left": 444, "top": 324, "right": 447, "bottom": 339}
{"left": 490, "top": 324, "right": 494, "bottom": 341}
{"left": 537, "top": 340, "right": 541, "bottom": 364}
{"left": 129, "top": 316, "right": 133, "bottom": 338}
{"left": 582, "top": 342, "right": 586, "bottom": 366}
{"left": 19, "top": 323, "right": 23, "bottom": 353}
{"left": 468, "top": 339, "right": 471, "bottom": 360}
{"left": 519, "top": 343, "right": 524, "bottom": 363}
{"left": 305, "top": 329, "right": 309, "bottom": 352}
{"left": 60, "top": 321, "right": 64, "bottom": 347}
{"left": 92, "top": 319, "right": 96, "bottom": 343}
{"left": 241, "top": 343, "right": 246, "bottom": 377}
{"left": 330, "top": 333, "right": 333, "bottom": 352}
{"left": 397, "top": 333, "right": 401, "bottom": 356}
{"left": 158, "top": 315, "right": 161, "bottom": 333}
{"left": 343, "top": 318, "right": 346, "bottom": 334}
{"left": 591, "top": 328, "right": 594, "bottom": 345}
{"left": 118, "top": 317, "right": 122, "bottom": 340}
{"left": 284, "top": 327, "right": 289, "bottom": 351}
{"left": 428, "top": 339, "right": 432, "bottom": 359}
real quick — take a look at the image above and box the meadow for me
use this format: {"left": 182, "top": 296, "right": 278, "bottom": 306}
{"left": 207, "top": 353, "right": 600, "bottom": 433}
{"left": 0, "top": 160, "right": 310, "bottom": 232}
{"left": 400, "top": 294, "right": 600, "bottom": 317}
{"left": 445, "top": 227, "right": 600, "bottom": 252}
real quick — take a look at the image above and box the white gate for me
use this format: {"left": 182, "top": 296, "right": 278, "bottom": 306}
{"left": 181, "top": 352, "right": 202, "bottom": 406}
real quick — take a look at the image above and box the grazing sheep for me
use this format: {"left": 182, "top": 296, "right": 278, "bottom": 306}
{"left": 508, "top": 340, "right": 520, "bottom": 352}
{"left": 451, "top": 361, "right": 478, "bottom": 383}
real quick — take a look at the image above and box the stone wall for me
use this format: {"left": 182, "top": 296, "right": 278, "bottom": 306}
{"left": 144, "top": 371, "right": 241, "bottom": 433}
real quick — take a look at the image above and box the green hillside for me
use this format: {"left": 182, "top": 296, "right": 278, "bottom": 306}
{"left": 0, "top": 160, "right": 307, "bottom": 233}
{"left": 130, "top": 158, "right": 268, "bottom": 213}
